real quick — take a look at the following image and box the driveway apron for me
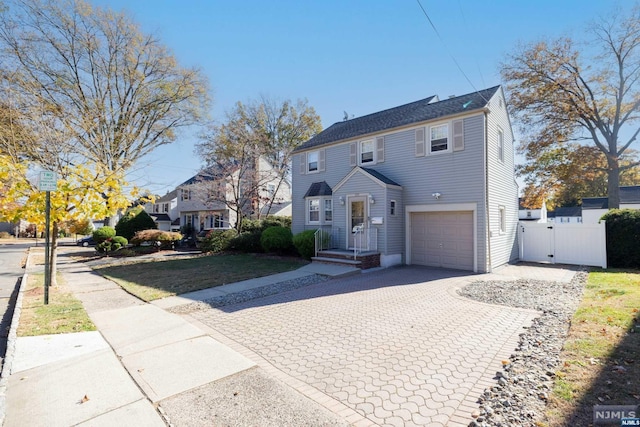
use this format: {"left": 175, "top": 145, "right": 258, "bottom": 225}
{"left": 191, "top": 266, "right": 540, "bottom": 427}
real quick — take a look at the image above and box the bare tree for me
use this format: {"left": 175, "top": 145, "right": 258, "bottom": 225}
{"left": 0, "top": 0, "right": 210, "bottom": 224}
{"left": 501, "top": 3, "right": 640, "bottom": 208}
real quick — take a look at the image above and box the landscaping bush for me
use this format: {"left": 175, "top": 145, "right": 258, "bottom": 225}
{"left": 0, "top": 231, "right": 11, "bottom": 239}
{"left": 228, "top": 231, "right": 263, "bottom": 253}
{"left": 131, "top": 229, "right": 182, "bottom": 250}
{"left": 93, "top": 226, "right": 116, "bottom": 243}
{"left": 200, "top": 229, "right": 237, "bottom": 253}
{"left": 601, "top": 209, "right": 640, "bottom": 268}
{"left": 115, "top": 207, "right": 157, "bottom": 240}
{"left": 260, "top": 226, "right": 293, "bottom": 254}
{"left": 293, "top": 229, "right": 316, "bottom": 260}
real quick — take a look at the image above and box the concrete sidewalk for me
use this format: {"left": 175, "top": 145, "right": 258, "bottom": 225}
{"left": 3, "top": 255, "right": 355, "bottom": 426}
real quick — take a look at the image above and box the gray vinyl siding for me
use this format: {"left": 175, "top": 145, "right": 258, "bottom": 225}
{"left": 485, "top": 89, "right": 519, "bottom": 268}
{"left": 385, "top": 187, "right": 404, "bottom": 257}
{"left": 292, "top": 112, "right": 490, "bottom": 269}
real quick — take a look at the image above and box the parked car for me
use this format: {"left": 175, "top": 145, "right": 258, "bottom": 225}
{"left": 77, "top": 236, "right": 96, "bottom": 247}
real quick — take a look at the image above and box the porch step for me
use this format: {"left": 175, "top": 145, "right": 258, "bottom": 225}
{"left": 311, "top": 256, "right": 362, "bottom": 267}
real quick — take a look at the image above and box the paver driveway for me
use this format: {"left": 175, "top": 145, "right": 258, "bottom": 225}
{"left": 191, "top": 266, "right": 540, "bottom": 427}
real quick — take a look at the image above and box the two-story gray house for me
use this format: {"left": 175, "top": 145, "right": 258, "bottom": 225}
{"left": 292, "top": 86, "right": 518, "bottom": 273}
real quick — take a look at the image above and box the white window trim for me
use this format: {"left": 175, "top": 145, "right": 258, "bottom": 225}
{"left": 390, "top": 200, "right": 396, "bottom": 216}
{"left": 428, "top": 122, "right": 451, "bottom": 155}
{"left": 497, "top": 127, "right": 504, "bottom": 162}
{"left": 499, "top": 205, "right": 506, "bottom": 234}
{"left": 359, "top": 139, "right": 376, "bottom": 165}
{"left": 324, "top": 199, "right": 333, "bottom": 224}
{"left": 305, "top": 196, "right": 333, "bottom": 225}
{"left": 307, "top": 151, "right": 319, "bottom": 174}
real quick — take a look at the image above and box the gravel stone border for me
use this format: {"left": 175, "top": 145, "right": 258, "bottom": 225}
{"left": 168, "top": 274, "right": 330, "bottom": 315}
{"left": 458, "top": 269, "right": 589, "bottom": 427}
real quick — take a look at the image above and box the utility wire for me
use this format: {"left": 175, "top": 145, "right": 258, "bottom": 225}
{"left": 457, "top": 0, "right": 487, "bottom": 88}
{"left": 415, "top": 0, "right": 489, "bottom": 103}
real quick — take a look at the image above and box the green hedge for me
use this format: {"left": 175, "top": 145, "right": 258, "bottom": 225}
{"left": 260, "top": 226, "right": 293, "bottom": 253}
{"left": 201, "top": 229, "right": 237, "bottom": 253}
{"left": 601, "top": 209, "right": 640, "bottom": 268}
{"left": 293, "top": 230, "right": 316, "bottom": 260}
{"left": 93, "top": 226, "right": 116, "bottom": 243}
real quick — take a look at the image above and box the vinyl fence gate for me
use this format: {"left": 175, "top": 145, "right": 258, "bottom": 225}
{"left": 518, "top": 221, "right": 607, "bottom": 268}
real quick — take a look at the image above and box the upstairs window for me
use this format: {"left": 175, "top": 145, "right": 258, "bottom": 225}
{"left": 430, "top": 124, "right": 449, "bottom": 153}
{"left": 307, "top": 151, "right": 318, "bottom": 172}
{"left": 360, "top": 140, "right": 374, "bottom": 164}
{"left": 181, "top": 188, "right": 191, "bottom": 201}
{"left": 390, "top": 200, "right": 396, "bottom": 216}
{"left": 162, "top": 203, "right": 169, "bottom": 213}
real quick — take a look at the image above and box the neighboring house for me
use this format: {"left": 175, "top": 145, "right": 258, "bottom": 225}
{"left": 291, "top": 85, "right": 518, "bottom": 272}
{"left": 176, "top": 157, "right": 291, "bottom": 232}
{"left": 518, "top": 198, "right": 547, "bottom": 223}
{"left": 548, "top": 206, "right": 582, "bottom": 223}
{"left": 0, "top": 219, "right": 29, "bottom": 236}
{"left": 582, "top": 186, "right": 640, "bottom": 223}
{"left": 145, "top": 190, "right": 179, "bottom": 231}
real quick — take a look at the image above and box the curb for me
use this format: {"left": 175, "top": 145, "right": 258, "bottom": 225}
{"left": 0, "top": 251, "right": 31, "bottom": 425}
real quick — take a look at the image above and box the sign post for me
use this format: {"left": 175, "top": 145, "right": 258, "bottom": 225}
{"left": 39, "top": 171, "right": 57, "bottom": 305}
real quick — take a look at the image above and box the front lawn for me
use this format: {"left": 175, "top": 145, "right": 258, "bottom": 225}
{"left": 92, "top": 253, "right": 308, "bottom": 301}
{"left": 18, "top": 273, "right": 96, "bottom": 336}
{"left": 544, "top": 269, "right": 640, "bottom": 426}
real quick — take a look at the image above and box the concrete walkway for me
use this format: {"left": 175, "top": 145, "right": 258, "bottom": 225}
{"left": 2, "top": 252, "right": 357, "bottom": 426}
{"left": 2, "top": 250, "right": 577, "bottom": 427}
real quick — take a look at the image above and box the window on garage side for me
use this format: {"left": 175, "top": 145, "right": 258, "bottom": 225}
{"left": 430, "top": 123, "right": 449, "bottom": 153}
{"left": 497, "top": 127, "right": 504, "bottom": 162}
{"left": 390, "top": 200, "right": 396, "bottom": 215}
{"left": 499, "top": 206, "right": 506, "bottom": 234}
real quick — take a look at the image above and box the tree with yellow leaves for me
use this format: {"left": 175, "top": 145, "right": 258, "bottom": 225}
{"left": 502, "top": 3, "right": 640, "bottom": 208}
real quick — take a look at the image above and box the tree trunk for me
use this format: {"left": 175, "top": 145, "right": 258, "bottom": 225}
{"left": 49, "top": 222, "right": 59, "bottom": 287}
{"left": 607, "top": 157, "right": 621, "bottom": 209}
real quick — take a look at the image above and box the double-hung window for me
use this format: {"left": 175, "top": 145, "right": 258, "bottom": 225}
{"left": 430, "top": 124, "right": 449, "bottom": 152}
{"left": 307, "top": 151, "right": 319, "bottom": 172}
{"left": 497, "top": 128, "right": 504, "bottom": 162}
{"left": 499, "top": 206, "right": 506, "bottom": 234}
{"left": 324, "top": 199, "right": 332, "bottom": 222}
{"left": 308, "top": 199, "right": 320, "bottom": 223}
{"left": 360, "top": 140, "right": 374, "bottom": 164}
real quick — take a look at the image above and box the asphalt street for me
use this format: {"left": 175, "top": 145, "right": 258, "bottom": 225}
{"left": 0, "top": 242, "right": 30, "bottom": 373}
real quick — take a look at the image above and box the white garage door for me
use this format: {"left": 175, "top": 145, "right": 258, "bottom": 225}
{"left": 411, "top": 211, "right": 474, "bottom": 270}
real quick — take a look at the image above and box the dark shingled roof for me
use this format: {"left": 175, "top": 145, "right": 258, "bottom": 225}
{"left": 151, "top": 213, "right": 172, "bottom": 222}
{"left": 581, "top": 197, "right": 608, "bottom": 210}
{"left": 581, "top": 186, "right": 640, "bottom": 209}
{"left": 360, "top": 168, "right": 401, "bottom": 187}
{"left": 171, "top": 218, "right": 181, "bottom": 226}
{"left": 157, "top": 190, "right": 178, "bottom": 203}
{"left": 550, "top": 207, "right": 582, "bottom": 217}
{"left": 304, "top": 181, "right": 332, "bottom": 198}
{"left": 294, "top": 86, "right": 501, "bottom": 152}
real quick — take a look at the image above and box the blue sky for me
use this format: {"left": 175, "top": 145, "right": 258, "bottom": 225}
{"left": 93, "top": 0, "right": 618, "bottom": 195}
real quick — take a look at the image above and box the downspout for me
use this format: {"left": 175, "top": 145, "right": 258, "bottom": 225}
{"left": 484, "top": 110, "right": 492, "bottom": 273}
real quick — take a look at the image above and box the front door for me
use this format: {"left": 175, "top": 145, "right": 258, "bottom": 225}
{"left": 348, "top": 196, "right": 367, "bottom": 248}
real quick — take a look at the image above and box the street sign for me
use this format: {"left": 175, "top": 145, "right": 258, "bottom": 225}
{"left": 39, "top": 170, "right": 57, "bottom": 191}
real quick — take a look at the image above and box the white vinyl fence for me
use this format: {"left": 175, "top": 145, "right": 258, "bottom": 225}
{"left": 518, "top": 221, "right": 607, "bottom": 268}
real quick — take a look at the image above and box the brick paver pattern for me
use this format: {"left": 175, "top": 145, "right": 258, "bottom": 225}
{"left": 193, "top": 267, "right": 538, "bottom": 427}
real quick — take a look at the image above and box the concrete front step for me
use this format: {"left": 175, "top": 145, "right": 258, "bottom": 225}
{"left": 311, "top": 256, "right": 362, "bottom": 267}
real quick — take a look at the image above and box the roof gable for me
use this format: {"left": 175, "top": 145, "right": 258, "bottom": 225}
{"left": 333, "top": 167, "right": 402, "bottom": 192}
{"left": 294, "top": 86, "right": 500, "bottom": 152}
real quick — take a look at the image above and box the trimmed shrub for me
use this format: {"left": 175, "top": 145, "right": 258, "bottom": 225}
{"left": 201, "top": 229, "right": 237, "bottom": 253}
{"left": 293, "top": 229, "right": 316, "bottom": 260}
{"left": 112, "top": 236, "right": 128, "bottom": 247}
{"left": 601, "top": 209, "right": 640, "bottom": 268}
{"left": 93, "top": 226, "right": 116, "bottom": 243}
{"left": 115, "top": 207, "right": 157, "bottom": 240}
{"left": 261, "top": 226, "right": 293, "bottom": 253}
{"left": 228, "top": 232, "right": 262, "bottom": 253}
{"left": 0, "top": 231, "right": 11, "bottom": 239}
{"left": 131, "top": 229, "right": 182, "bottom": 250}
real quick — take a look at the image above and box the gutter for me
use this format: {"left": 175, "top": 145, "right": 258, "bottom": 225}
{"left": 484, "top": 110, "right": 492, "bottom": 273}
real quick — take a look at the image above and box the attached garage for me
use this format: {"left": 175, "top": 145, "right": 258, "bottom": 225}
{"left": 410, "top": 211, "right": 474, "bottom": 270}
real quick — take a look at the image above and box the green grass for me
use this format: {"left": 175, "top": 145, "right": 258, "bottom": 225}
{"left": 544, "top": 269, "right": 640, "bottom": 427}
{"left": 93, "top": 253, "right": 308, "bottom": 301}
{"left": 18, "top": 273, "right": 96, "bottom": 337}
